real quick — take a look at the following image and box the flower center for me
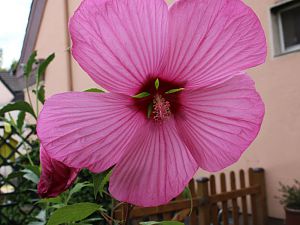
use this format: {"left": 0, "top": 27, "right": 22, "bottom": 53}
{"left": 133, "top": 77, "right": 185, "bottom": 122}
{"left": 153, "top": 94, "right": 171, "bottom": 122}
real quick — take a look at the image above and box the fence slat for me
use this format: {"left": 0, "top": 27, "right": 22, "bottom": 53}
{"left": 114, "top": 168, "right": 267, "bottom": 225}
{"left": 197, "top": 178, "right": 210, "bottom": 225}
{"left": 209, "top": 175, "right": 219, "bottom": 225}
{"left": 230, "top": 171, "right": 239, "bottom": 225}
{"left": 209, "top": 186, "right": 260, "bottom": 203}
{"left": 250, "top": 168, "right": 268, "bottom": 225}
{"left": 249, "top": 168, "right": 258, "bottom": 225}
{"left": 188, "top": 179, "right": 198, "bottom": 225}
{"left": 220, "top": 173, "right": 229, "bottom": 225}
{"left": 239, "top": 169, "right": 249, "bottom": 225}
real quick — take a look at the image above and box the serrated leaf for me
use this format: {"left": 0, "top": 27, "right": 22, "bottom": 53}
{"left": 133, "top": 92, "right": 150, "bottom": 98}
{"left": 140, "top": 221, "right": 184, "bottom": 225}
{"left": 92, "top": 173, "right": 101, "bottom": 199}
{"left": 99, "top": 170, "right": 112, "bottom": 197}
{"left": 47, "top": 203, "right": 100, "bottom": 225}
{"left": 0, "top": 101, "right": 36, "bottom": 119}
{"left": 66, "top": 182, "right": 92, "bottom": 203}
{"left": 24, "top": 51, "right": 37, "bottom": 78}
{"left": 155, "top": 78, "right": 159, "bottom": 90}
{"left": 37, "top": 85, "right": 45, "bottom": 104}
{"left": 17, "top": 111, "right": 26, "bottom": 131}
{"left": 165, "top": 88, "right": 184, "bottom": 94}
{"left": 84, "top": 88, "right": 105, "bottom": 93}
{"left": 37, "top": 53, "right": 55, "bottom": 83}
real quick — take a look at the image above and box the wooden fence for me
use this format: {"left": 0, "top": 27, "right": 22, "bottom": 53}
{"left": 115, "top": 168, "right": 268, "bottom": 225}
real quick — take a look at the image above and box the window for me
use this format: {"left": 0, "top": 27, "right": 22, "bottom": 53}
{"left": 271, "top": 1, "right": 300, "bottom": 56}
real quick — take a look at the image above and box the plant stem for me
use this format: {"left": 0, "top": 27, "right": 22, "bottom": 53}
{"left": 26, "top": 78, "right": 34, "bottom": 111}
{"left": 35, "top": 81, "right": 39, "bottom": 117}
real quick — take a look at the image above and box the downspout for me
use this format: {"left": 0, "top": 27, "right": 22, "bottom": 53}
{"left": 64, "top": 0, "right": 74, "bottom": 91}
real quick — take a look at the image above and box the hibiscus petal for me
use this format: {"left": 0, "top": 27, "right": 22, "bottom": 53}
{"left": 109, "top": 119, "right": 198, "bottom": 207}
{"left": 70, "top": 0, "right": 168, "bottom": 95}
{"left": 163, "top": 0, "right": 266, "bottom": 88}
{"left": 176, "top": 74, "right": 265, "bottom": 172}
{"left": 37, "top": 92, "right": 145, "bottom": 173}
{"left": 38, "top": 146, "right": 80, "bottom": 198}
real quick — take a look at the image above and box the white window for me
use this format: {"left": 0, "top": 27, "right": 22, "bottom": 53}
{"left": 271, "top": 1, "right": 300, "bottom": 56}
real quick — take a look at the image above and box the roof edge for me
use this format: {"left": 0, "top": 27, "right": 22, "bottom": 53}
{"left": 16, "top": 0, "right": 47, "bottom": 77}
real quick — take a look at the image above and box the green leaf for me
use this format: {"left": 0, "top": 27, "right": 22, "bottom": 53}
{"left": 35, "top": 210, "right": 46, "bottom": 222}
{"left": 4, "top": 122, "right": 12, "bottom": 133}
{"left": 92, "top": 173, "right": 102, "bottom": 199}
{"left": 155, "top": 78, "right": 159, "bottom": 90}
{"left": 84, "top": 88, "right": 105, "bottom": 93}
{"left": 0, "top": 101, "right": 36, "bottom": 119}
{"left": 66, "top": 182, "right": 92, "bottom": 204}
{"left": 7, "top": 171, "right": 25, "bottom": 180}
{"left": 24, "top": 165, "right": 41, "bottom": 176}
{"left": 37, "top": 85, "right": 45, "bottom": 104}
{"left": 140, "top": 221, "right": 184, "bottom": 225}
{"left": 183, "top": 187, "right": 193, "bottom": 216}
{"left": 133, "top": 92, "right": 150, "bottom": 98}
{"left": 99, "top": 170, "right": 112, "bottom": 197}
{"left": 47, "top": 203, "right": 100, "bottom": 225}
{"left": 37, "top": 196, "right": 62, "bottom": 204}
{"left": 165, "top": 88, "right": 184, "bottom": 94}
{"left": 28, "top": 222, "right": 45, "bottom": 225}
{"left": 22, "top": 169, "right": 39, "bottom": 184}
{"left": 37, "top": 53, "right": 55, "bottom": 83}
{"left": 17, "top": 111, "right": 26, "bottom": 131}
{"left": 24, "top": 51, "right": 37, "bottom": 78}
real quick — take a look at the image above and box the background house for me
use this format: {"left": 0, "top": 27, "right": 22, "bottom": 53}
{"left": 15, "top": 0, "right": 300, "bottom": 220}
{"left": 0, "top": 71, "right": 26, "bottom": 106}
{"left": 0, "top": 72, "right": 14, "bottom": 106}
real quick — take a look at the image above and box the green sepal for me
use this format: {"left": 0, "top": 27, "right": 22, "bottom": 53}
{"left": 84, "top": 88, "right": 105, "bottom": 93}
{"left": 165, "top": 88, "right": 184, "bottom": 94}
{"left": 133, "top": 92, "right": 150, "bottom": 98}
{"left": 147, "top": 103, "right": 153, "bottom": 119}
{"left": 155, "top": 78, "right": 159, "bottom": 90}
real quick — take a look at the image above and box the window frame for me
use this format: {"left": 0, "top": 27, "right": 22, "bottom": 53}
{"left": 276, "top": 1, "right": 300, "bottom": 54}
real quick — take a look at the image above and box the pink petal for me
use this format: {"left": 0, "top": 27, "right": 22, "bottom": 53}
{"left": 38, "top": 146, "right": 80, "bottom": 198}
{"left": 176, "top": 74, "right": 265, "bottom": 172}
{"left": 109, "top": 119, "right": 198, "bottom": 207}
{"left": 37, "top": 92, "right": 145, "bottom": 173}
{"left": 70, "top": 0, "right": 168, "bottom": 95}
{"left": 162, "top": 0, "right": 266, "bottom": 88}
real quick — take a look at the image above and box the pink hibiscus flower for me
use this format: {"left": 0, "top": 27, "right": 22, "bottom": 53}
{"left": 37, "top": 0, "right": 266, "bottom": 206}
{"left": 38, "top": 146, "right": 80, "bottom": 198}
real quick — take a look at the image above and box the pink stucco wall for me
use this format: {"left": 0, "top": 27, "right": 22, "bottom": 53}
{"left": 33, "top": 0, "right": 300, "bottom": 219}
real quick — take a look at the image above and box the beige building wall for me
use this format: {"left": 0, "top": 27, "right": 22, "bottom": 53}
{"left": 32, "top": 0, "right": 300, "bottom": 219}
{"left": 199, "top": 0, "right": 300, "bottom": 219}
